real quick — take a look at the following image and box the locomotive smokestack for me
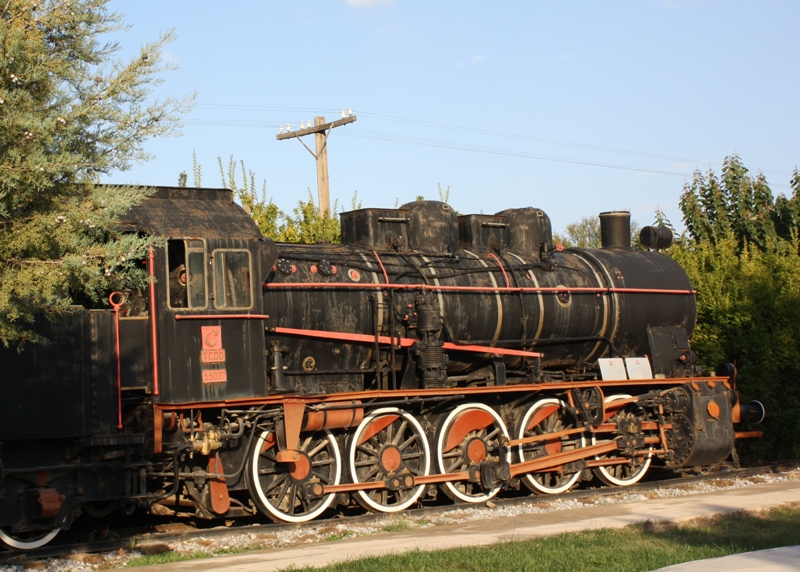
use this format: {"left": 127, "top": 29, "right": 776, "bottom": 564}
{"left": 599, "top": 211, "right": 631, "bottom": 250}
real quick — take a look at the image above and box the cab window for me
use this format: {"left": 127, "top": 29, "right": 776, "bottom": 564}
{"left": 212, "top": 249, "right": 253, "bottom": 309}
{"left": 167, "top": 239, "right": 208, "bottom": 310}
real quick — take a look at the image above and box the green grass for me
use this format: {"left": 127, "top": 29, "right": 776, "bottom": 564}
{"left": 126, "top": 550, "right": 213, "bottom": 567}
{"left": 287, "top": 505, "right": 800, "bottom": 572}
{"left": 379, "top": 519, "right": 413, "bottom": 533}
{"left": 126, "top": 544, "right": 256, "bottom": 567}
{"left": 326, "top": 530, "right": 357, "bottom": 542}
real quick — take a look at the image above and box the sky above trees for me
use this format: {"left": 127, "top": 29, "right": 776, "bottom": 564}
{"left": 103, "top": 0, "right": 800, "bottom": 233}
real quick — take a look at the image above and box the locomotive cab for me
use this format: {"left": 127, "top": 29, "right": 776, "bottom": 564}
{"left": 120, "top": 186, "right": 278, "bottom": 403}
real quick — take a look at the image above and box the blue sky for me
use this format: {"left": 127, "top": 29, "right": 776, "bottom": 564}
{"left": 105, "top": 0, "right": 800, "bottom": 234}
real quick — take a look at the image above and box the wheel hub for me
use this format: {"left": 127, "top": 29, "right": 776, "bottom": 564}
{"left": 544, "top": 437, "right": 563, "bottom": 456}
{"left": 379, "top": 444, "right": 403, "bottom": 473}
{"left": 465, "top": 437, "right": 488, "bottom": 463}
{"left": 288, "top": 451, "right": 312, "bottom": 482}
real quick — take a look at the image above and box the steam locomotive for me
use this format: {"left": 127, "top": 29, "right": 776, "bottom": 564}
{"left": 0, "top": 187, "right": 763, "bottom": 549}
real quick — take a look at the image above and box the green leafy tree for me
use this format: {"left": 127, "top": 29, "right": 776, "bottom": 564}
{"left": 214, "top": 154, "right": 349, "bottom": 244}
{"left": 276, "top": 190, "right": 341, "bottom": 244}
{"left": 405, "top": 183, "right": 451, "bottom": 205}
{"left": 671, "top": 235, "right": 800, "bottom": 462}
{"left": 652, "top": 206, "right": 674, "bottom": 230}
{"left": 218, "top": 155, "right": 281, "bottom": 239}
{"left": 679, "top": 154, "right": 800, "bottom": 250}
{"left": 554, "top": 216, "right": 600, "bottom": 248}
{"left": 553, "top": 215, "right": 641, "bottom": 249}
{"left": 673, "top": 155, "right": 800, "bottom": 462}
{"left": 437, "top": 183, "right": 450, "bottom": 203}
{"left": 0, "top": 0, "right": 193, "bottom": 345}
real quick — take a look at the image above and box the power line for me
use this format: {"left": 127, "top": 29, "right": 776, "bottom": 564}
{"left": 339, "top": 128, "right": 792, "bottom": 189}
{"left": 354, "top": 112, "right": 723, "bottom": 170}
{"left": 190, "top": 104, "right": 796, "bottom": 183}
{"left": 339, "top": 128, "right": 693, "bottom": 177}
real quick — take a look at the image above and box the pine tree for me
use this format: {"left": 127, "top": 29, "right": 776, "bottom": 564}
{"left": 0, "top": 0, "right": 193, "bottom": 345}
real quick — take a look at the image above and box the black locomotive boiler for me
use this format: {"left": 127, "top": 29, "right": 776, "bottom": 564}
{"left": 0, "top": 187, "right": 763, "bottom": 548}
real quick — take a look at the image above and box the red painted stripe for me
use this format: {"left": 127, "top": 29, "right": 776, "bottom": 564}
{"left": 264, "top": 282, "right": 695, "bottom": 296}
{"left": 487, "top": 253, "right": 510, "bottom": 287}
{"left": 174, "top": 314, "right": 271, "bottom": 320}
{"left": 372, "top": 251, "right": 390, "bottom": 284}
{"left": 172, "top": 316, "right": 540, "bottom": 357}
{"left": 271, "top": 326, "right": 541, "bottom": 358}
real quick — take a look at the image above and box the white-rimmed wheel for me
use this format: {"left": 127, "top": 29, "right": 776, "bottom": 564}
{"left": 435, "top": 403, "right": 510, "bottom": 503}
{"left": 348, "top": 407, "right": 430, "bottom": 513}
{"left": 517, "top": 398, "right": 586, "bottom": 494}
{"left": 0, "top": 527, "right": 60, "bottom": 550}
{"left": 247, "top": 429, "right": 341, "bottom": 523}
{"left": 592, "top": 394, "right": 653, "bottom": 486}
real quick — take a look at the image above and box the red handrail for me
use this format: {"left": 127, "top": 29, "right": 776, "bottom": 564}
{"left": 109, "top": 292, "right": 125, "bottom": 429}
{"left": 148, "top": 248, "right": 160, "bottom": 397}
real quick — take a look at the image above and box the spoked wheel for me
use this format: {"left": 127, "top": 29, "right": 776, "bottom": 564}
{"left": 348, "top": 407, "right": 430, "bottom": 513}
{"left": 592, "top": 394, "right": 653, "bottom": 486}
{"left": 435, "top": 403, "right": 510, "bottom": 503}
{"left": 517, "top": 398, "right": 586, "bottom": 494}
{"left": 0, "top": 527, "right": 60, "bottom": 550}
{"left": 247, "top": 429, "right": 341, "bottom": 523}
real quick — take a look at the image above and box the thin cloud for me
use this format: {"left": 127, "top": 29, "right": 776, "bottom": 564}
{"left": 346, "top": 0, "right": 394, "bottom": 7}
{"left": 162, "top": 51, "right": 181, "bottom": 64}
{"left": 553, "top": 53, "right": 574, "bottom": 61}
{"left": 657, "top": 0, "right": 704, "bottom": 9}
{"left": 457, "top": 55, "right": 489, "bottom": 67}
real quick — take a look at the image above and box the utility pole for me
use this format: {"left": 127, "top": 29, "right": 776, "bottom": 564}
{"left": 276, "top": 112, "right": 357, "bottom": 218}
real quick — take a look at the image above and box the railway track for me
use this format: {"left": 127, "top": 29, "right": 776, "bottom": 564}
{"left": 2, "top": 462, "right": 797, "bottom": 568}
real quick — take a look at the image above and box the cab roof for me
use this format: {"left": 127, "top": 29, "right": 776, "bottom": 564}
{"left": 118, "top": 186, "right": 263, "bottom": 239}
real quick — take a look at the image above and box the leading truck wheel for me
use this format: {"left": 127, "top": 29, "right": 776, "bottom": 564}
{"left": 517, "top": 398, "right": 586, "bottom": 494}
{"left": 247, "top": 429, "right": 341, "bottom": 523}
{"left": 435, "top": 403, "right": 511, "bottom": 503}
{"left": 592, "top": 394, "right": 653, "bottom": 486}
{"left": 0, "top": 527, "right": 60, "bottom": 550}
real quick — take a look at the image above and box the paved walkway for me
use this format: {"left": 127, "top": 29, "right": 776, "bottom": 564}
{"left": 654, "top": 545, "right": 800, "bottom": 571}
{"left": 141, "top": 478, "right": 800, "bottom": 572}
